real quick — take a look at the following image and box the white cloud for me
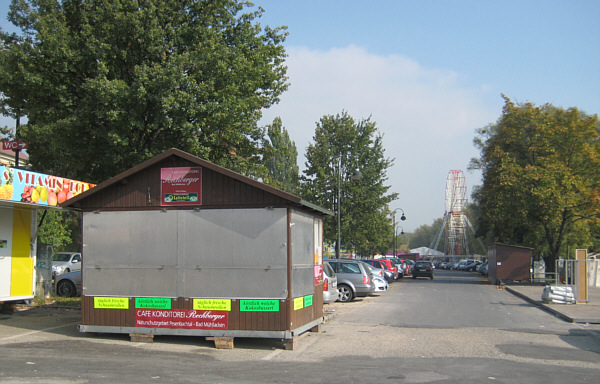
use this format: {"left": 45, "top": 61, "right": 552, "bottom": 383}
{"left": 261, "top": 45, "right": 499, "bottom": 231}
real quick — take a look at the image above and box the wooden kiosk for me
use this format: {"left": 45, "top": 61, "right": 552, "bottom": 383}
{"left": 62, "top": 149, "right": 331, "bottom": 349}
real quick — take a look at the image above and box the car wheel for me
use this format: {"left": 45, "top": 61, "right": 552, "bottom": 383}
{"left": 57, "top": 280, "right": 76, "bottom": 297}
{"left": 337, "top": 284, "right": 354, "bottom": 302}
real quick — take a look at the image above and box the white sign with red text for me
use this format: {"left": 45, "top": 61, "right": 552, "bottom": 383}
{"left": 2, "top": 140, "right": 28, "bottom": 150}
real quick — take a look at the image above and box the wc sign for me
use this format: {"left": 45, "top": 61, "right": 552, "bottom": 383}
{"left": 2, "top": 140, "right": 28, "bottom": 150}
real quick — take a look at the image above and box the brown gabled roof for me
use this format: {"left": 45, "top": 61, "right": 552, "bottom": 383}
{"left": 62, "top": 148, "right": 333, "bottom": 216}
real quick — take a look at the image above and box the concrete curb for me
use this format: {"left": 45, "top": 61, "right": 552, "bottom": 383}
{"left": 504, "top": 286, "right": 577, "bottom": 323}
{"left": 323, "top": 309, "right": 338, "bottom": 323}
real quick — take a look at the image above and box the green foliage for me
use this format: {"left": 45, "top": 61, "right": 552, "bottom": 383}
{"left": 301, "top": 111, "right": 398, "bottom": 257}
{"left": 409, "top": 217, "right": 444, "bottom": 249}
{"left": 0, "top": 0, "right": 288, "bottom": 183}
{"left": 262, "top": 117, "right": 299, "bottom": 194}
{"left": 470, "top": 96, "right": 600, "bottom": 265}
{"left": 37, "top": 210, "right": 81, "bottom": 251}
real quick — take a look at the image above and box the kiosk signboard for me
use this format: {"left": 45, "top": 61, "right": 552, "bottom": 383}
{"left": 160, "top": 167, "right": 202, "bottom": 206}
{"left": 0, "top": 165, "right": 94, "bottom": 205}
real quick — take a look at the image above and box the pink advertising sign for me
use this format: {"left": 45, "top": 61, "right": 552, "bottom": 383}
{"left": 160, "top": 167, "right": 202, "bottom": 206}
{"left": 135, "top": 309, "right": 228, "bottom": 330}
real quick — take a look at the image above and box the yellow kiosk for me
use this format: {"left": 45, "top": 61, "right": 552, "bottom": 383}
{"left": 0, "top": 165, "right": 93, "bottom": 306}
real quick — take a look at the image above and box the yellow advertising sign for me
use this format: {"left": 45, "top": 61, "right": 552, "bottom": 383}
{"left": 193, "top": 299, "right": 231, "bottom": 311}
{"left": 94, "top": 297, "right": 129, "bottom": 309}
{"left": 293, "top": 297, "right": 304, "bottom": 311}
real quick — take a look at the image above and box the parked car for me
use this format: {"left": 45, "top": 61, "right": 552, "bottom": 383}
{"left": 326, "top": 259, "right": 375, "bottom": 302}
{"left": 412, "top": 261, "right": 434, "bottom": 280}
{"left": 453, "top": 260, "right": 469, "bottom": 270}
{"left": 363, "top": 259, "right": 395, "bottom": 282}
{"left": 383, "top": 258, "right": 405, "bottom": 278}
{"left": 398, "top": 259, "right": 415, "bottom": 275}
{"left": 396, "top": 259, "right": 410, "bottom": 275}
{"left": 465, "top": 260, "right": 482, "bottom": 272}
{"left": 51, "top": 252, "right": 82, "bottom": 278}
{"left": 54, "top": 270, "right": 82, "bottom": 297}
{"left": 374, "top": 258, "right": 399, "bottom": 280}
{"left": 478, "top": 261, "right": 489, "bottom": 276}
{"left": 361, "top": 262, "right": 393, "bottom": 291}
{"left": 372, "top": 275, "right": 388, "bottom": 292}
{"left": 322, "top": 262, "right": 339, "bottom": 304}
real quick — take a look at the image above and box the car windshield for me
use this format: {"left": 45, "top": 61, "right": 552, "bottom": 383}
{"left": 52, "top": 254, "right": 72, "bottom": 262}
{"left": 415, "top": 262, "right": 430, "bottom": 268}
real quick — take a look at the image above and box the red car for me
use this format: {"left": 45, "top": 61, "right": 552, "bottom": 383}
{"left": 366, "top": 259, "right": 399, "bottom": 280}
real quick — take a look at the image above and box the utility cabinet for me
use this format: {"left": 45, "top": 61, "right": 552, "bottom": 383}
{"left": 488, "top": 243, "right": 532, "bottom": 284}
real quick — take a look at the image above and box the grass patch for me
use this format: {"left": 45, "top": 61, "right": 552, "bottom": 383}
{"left": 53, "top": 296, "right": 81, "bottom": 307}
{"left": 32, "top": 296, "right": 81, "bottom": 308}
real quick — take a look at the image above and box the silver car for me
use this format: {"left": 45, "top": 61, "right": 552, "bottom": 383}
{"left": 322, "top": 262, "right": 338, "bottom": 304}
{"left": 361, "top": 263, "right": 389, "bottom": 293}
{"left": 51, "top": 252, "right": 82, "bottom": 278}
{"left": 326, "top": 259, "right": 375, "bottom": 302}
{"left": 54, "top": 270, "right": 82, "bottom": 297}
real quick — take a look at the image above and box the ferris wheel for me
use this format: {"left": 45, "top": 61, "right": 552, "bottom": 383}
{"left": 444, "top": 170, "right": 468, "bottom": 257}
{"left": 429, "top": 170, "right": 484, "bottom": 259}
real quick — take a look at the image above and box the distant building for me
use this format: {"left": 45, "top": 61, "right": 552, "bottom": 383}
{"left": 0, "top": 148, "right": 30, "bottom": 168}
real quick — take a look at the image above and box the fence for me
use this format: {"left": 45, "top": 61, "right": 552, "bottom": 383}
{"left": 553, "top": 259, "right": 589, "bottom": 303}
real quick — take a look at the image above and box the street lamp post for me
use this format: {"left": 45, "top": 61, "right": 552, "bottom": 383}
{"left": 392, "top": 208, "right": 407, "bottom": 257}
{"left": 336, "top": 157, "right": 362, "bottom": 258}
{"left": 394, "top": 224, "right": 405, "bottom": 257}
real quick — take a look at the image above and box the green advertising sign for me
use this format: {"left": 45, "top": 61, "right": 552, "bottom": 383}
{"left": 135, "top": 298, "right": 172, "bottom": 309}
{"left": 240, "top": 299, "right": 280, "bottom": 312}
{"left": 304, "top": 294, "right": 313, "bottom": 307}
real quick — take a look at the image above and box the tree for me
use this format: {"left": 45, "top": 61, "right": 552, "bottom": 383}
{"left": 409, "top": 218, "right": 444, "bottom": 249}
{"left": 261, "top": 117, "right": 299, "bottom": 194}
{"left": 470, "top": 96, "right": 600, "bottom": 267}
{"left": 0, "top": 0, "right": 288, "bottom": 183}
{"left": 37, "top": 210, "right": 81, "bottom": 251}
{"left": 301, "top": 111, "right": 398, "bottom": 257}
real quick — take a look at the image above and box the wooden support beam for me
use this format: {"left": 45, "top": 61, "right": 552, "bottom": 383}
{"left": 129, "top": 333, "right": 154, "bottom": 343}
{"left": 206, "top": 336, "right": 234, "bottom": 349}
{"left": 283, "top": 336, "right": 298, "bottom": 350}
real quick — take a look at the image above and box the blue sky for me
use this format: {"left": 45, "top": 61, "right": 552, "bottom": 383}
{"left": 1, "top": 1, "right": 599, "bottom": 231}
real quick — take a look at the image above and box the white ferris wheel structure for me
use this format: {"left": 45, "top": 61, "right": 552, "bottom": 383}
{"left": 428, "top": 170, "right": 485, "bottom": 259}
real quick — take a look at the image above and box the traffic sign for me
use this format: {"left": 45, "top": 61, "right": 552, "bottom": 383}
{"left": 2, "top": 140, "right": 28, "bottom": 150}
